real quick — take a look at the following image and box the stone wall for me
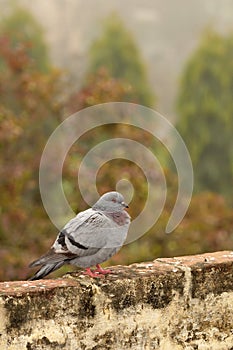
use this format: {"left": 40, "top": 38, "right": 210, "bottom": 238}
{"left": 0, "top": 251, "right": 232, "bottom": 350}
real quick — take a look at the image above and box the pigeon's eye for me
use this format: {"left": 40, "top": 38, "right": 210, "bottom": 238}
{"left": 111, "top": 198, "right": 117, "bottom": 203}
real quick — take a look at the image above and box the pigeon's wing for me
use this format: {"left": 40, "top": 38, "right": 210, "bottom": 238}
{"left": 52, "top": 208, "right": 117, "bottom": 256}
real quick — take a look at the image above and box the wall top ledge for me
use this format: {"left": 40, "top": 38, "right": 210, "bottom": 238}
{"left": 0, "top": 250, "right": 232, "bottom": 299}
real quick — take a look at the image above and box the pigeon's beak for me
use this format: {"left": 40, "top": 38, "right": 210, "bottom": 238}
{"left": 122, "top": 202, "right": 129, "bottom": 208}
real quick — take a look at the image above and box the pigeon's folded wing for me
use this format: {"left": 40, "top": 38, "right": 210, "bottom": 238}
{"left": 53, "top": 208, "right": 120, "bottom": 256}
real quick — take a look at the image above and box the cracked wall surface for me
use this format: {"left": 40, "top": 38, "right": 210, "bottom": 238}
{"left": 0, "top": 251, "right": 233, "bottom": 350}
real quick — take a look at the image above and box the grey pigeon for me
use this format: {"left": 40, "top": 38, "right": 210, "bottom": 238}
{"left": 28, "top": 191, "right": 130, "bottom": 280}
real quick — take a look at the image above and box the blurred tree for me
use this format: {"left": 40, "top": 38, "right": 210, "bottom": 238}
{"left": 65, "top": 67, "right": 156, "bottom": 212}
{"left": 176, "top": 30, "right": 233, "bottom": 199}
{"left": 0, "top": 32, "right": 63, "bottom": 280}
{"left": 67, "top": 67, "right": 135, "bottom": 112}
{"left": 87, "top": 13, "right": 155, "bottom": 107}
{"left": 0, "top": 5, "right": 50, "bottom": 72}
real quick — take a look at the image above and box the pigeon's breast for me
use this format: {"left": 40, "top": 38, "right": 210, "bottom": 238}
{"left": 106, "top": 211, "right": 131, "bottom": 226}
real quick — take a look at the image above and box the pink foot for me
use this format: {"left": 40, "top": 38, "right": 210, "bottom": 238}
{"left": 83, "top": 267, "right": 103, "bottom": 278}
{"left": 95, "top": 264, "right": 112, "bottom": 275}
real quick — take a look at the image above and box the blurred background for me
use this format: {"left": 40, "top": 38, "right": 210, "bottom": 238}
{"left": 0, "top": 0, "right": 233, "bottom": 281}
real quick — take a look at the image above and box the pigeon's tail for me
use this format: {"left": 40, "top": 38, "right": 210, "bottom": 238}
{"left": 28, "top": 261, "right": 66, "bottom": 281}
{"left": 28, "top": 249, "right": 75, "bottom": 281}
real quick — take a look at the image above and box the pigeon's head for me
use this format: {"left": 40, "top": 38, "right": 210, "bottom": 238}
{"left": 92, "top": 191, "right": 129, "bottom": 212}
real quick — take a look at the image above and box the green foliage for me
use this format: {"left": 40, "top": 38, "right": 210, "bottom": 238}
{"left": 176, "top": 30, "right": 233, "bottom": 198}
{"left": 87, "top": 13, "right": 155, "bottom": 107}
{"left": 0, "top": 6, "right": 50, "bottom": 72}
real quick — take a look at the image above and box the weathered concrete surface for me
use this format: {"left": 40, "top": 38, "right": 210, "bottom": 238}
{"left": 0, "top": 251, "right": 232, "bottom": 350}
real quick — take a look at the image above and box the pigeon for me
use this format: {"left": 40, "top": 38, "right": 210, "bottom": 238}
{"left": 28, "top": 191, "right": 131, "bottom": 280}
